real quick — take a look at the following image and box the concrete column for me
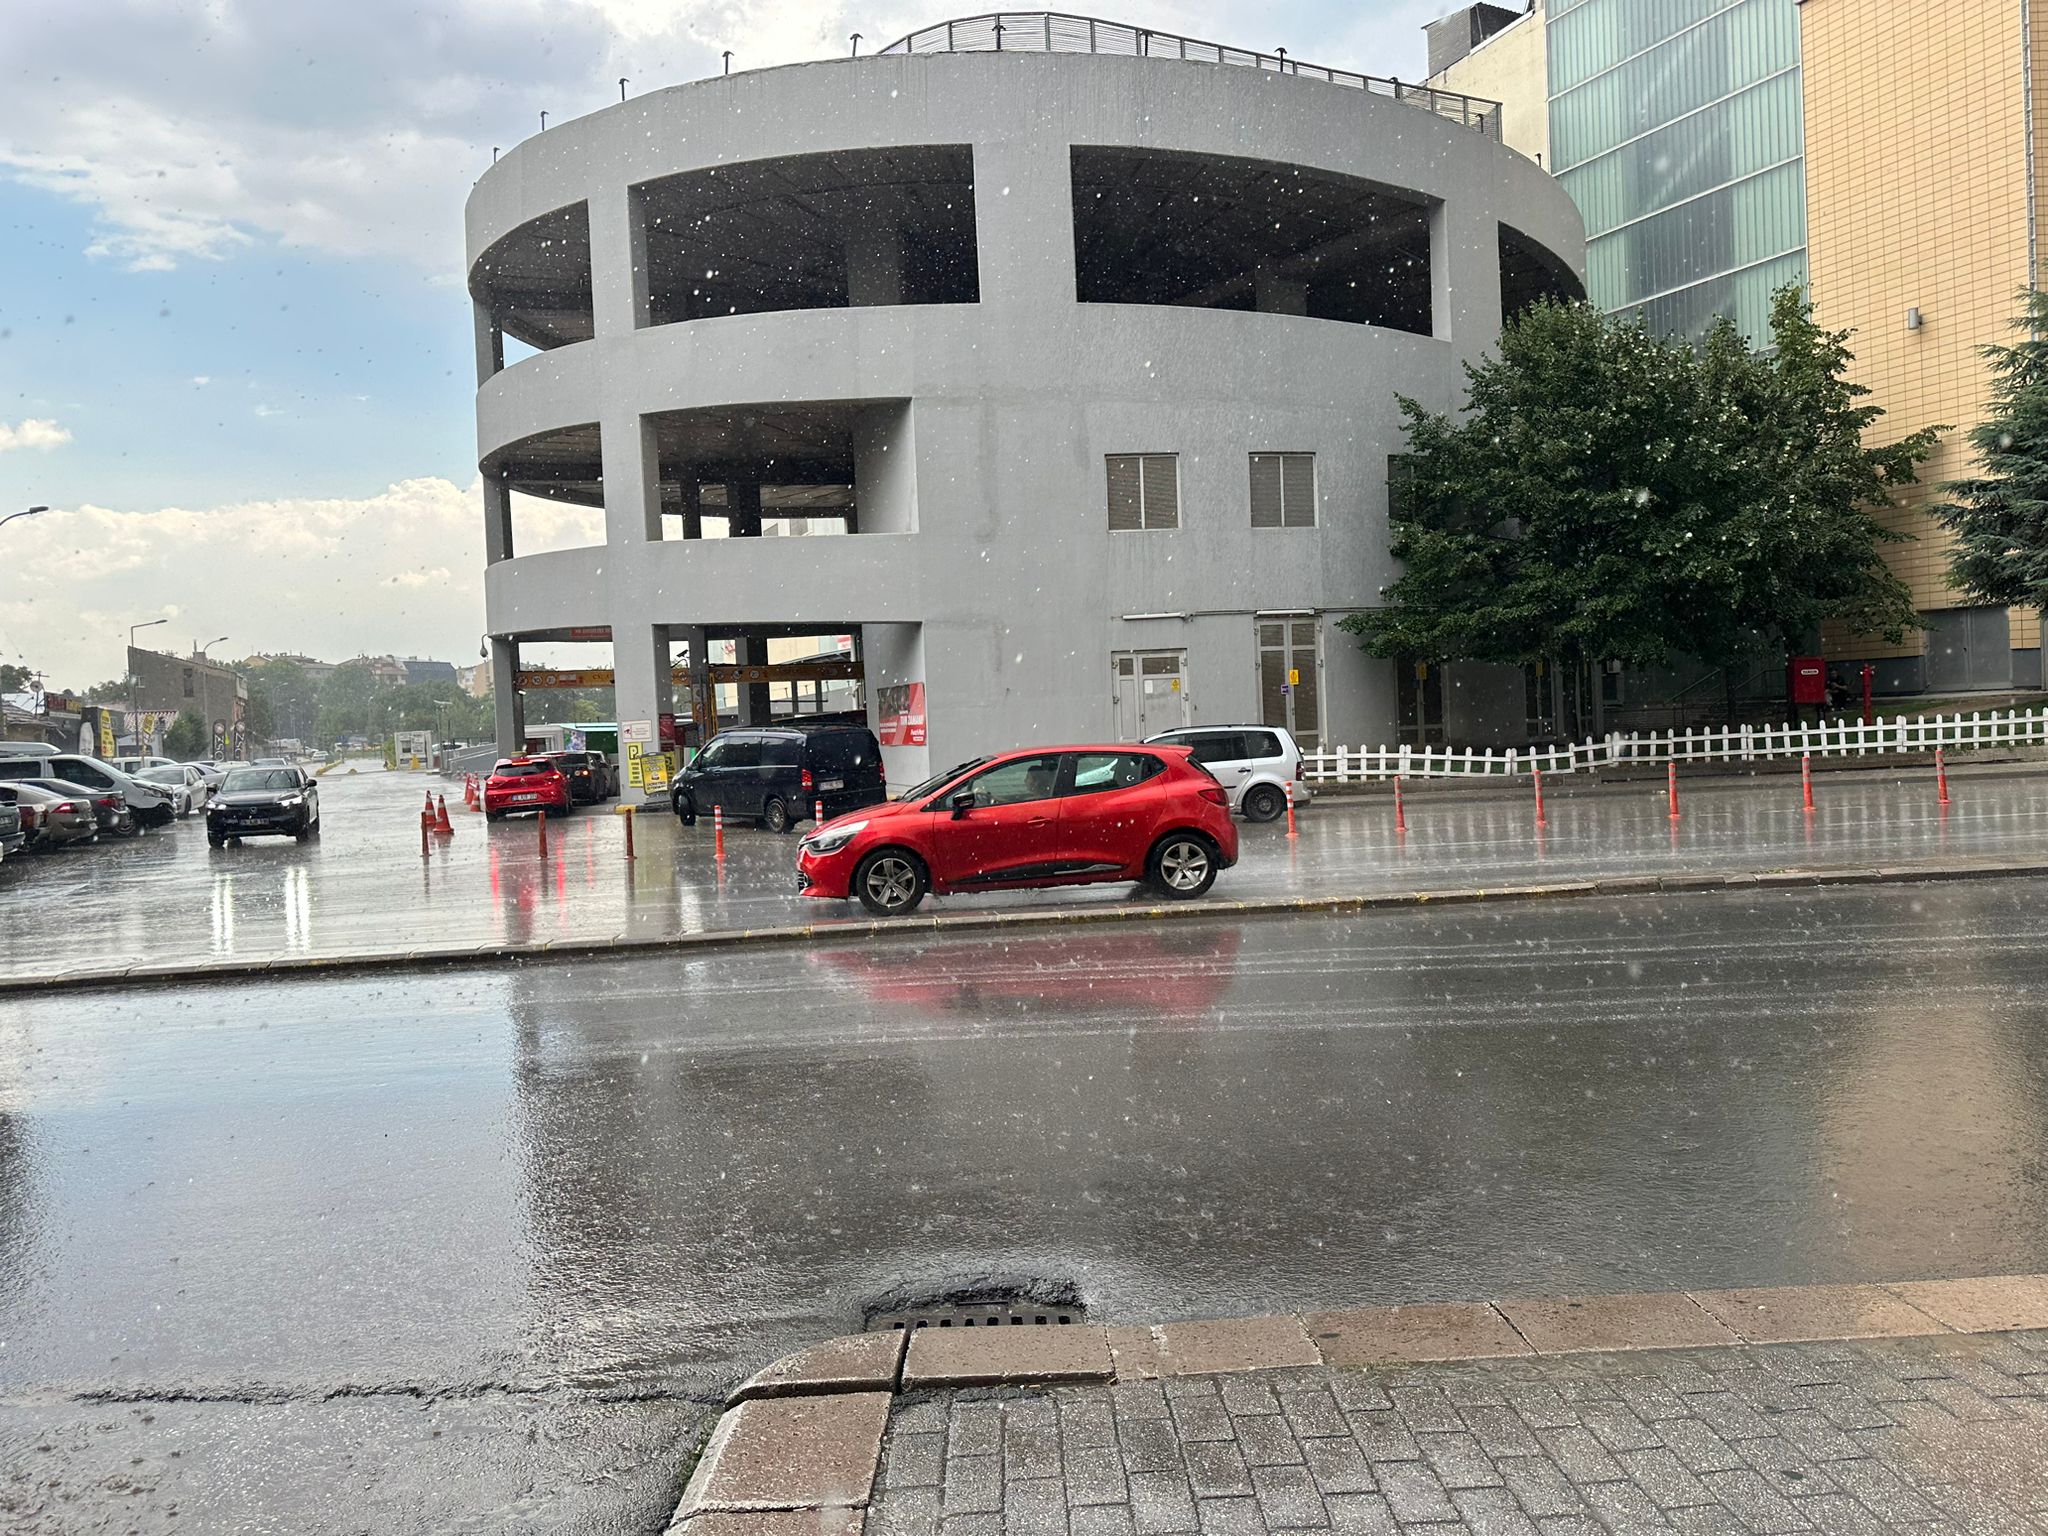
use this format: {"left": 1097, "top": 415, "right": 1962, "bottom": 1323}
{"left": 727, "top": 478, "right": 763, "bottom": 538}
{"left": 587, "top": 185, "right": 649, "bottom": 338}
{"left": 602, "top": 412, "right": 663, "bottom": 546}
{"left": 846, "top": 222, "right": 905, "bottom": 306}
{"left": 739, "top": 634, "right": 771, "bottom": 725}
{"left": 679, "top": 476, "right": 702, "bottom": 541}
{"left": 483, "top": 471, "right": 514, "bottom": 564}
{"left": 968, "top": 137, "right": 1075, "bottom": 316}
{"left": 1253, "top": 264, "right": 1308, "bottom": 316}
{"left": 613, "top": 623, "right": 675, "bottom": 800}
{"left": 1433, "top": 197, "right": 1502, "bottom": 357}
{"left": 490, "top": 637, "right": 525, "bottom": 755}
{"left": 473, "top": 300, "right": 504, "bottom": 384}
{"left": 853, "top": 403, "right": 916, "bottom": 534}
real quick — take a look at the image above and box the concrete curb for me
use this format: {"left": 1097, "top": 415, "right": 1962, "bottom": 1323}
{"left": 8, "top": 856, "right": 2048, "bottom": 998}
{"left": 666, "top": 1273, "right": 2048, "bottom": 1534}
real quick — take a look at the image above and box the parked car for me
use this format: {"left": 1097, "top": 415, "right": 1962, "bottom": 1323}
{"left": 1142, "top": 725, "right": 1312, "bottom": 822}
{"left": 206, "top": 765, "right": 321, "bottom": 844}
{"left": 796, "top": 744, "right": 1237, "bottom": 915}
{"left": 483, "top": 757, "right": 572, "bottom": 820}
{"left": 0, "top": 753, "right": 174, "bottom": 828}
{"left": 113, "top": 755, "right": 181, "bottom": 775}
{"left": 42, "top": 776, "right": 135, "bottom": 838}
{"left": 0, "top": 741, "right": 61, "bottom": 757}
{"left": 138, "top": 763, "right": 211, "bottom": 817}
{"left": 548, "top": 750, "right": 614, "bottom": 805}
{"left": 0, "top": 801, "right": 22, "bottom": 865}
{"left": 671, "top": 723, "right": 886, "bottom": 833}
{"left": 0, "top": 782, "right": 100, "bottom": 849}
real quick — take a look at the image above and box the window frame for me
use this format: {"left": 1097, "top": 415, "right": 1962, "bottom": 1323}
{"left": 1249, "top": 452, "right": 1317, "bottom": 529}
{"left": 1106, "top": 453, "right": 1181, "bottom": 532}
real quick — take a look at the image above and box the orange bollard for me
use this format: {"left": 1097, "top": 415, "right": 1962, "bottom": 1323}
{"left": 1532, "top": 765, "right": 1548, "bottom": 828}
{"left": 1285, "top": 791, "right": 1298, "bottom": 839}
{"left": 1937, "top": 746, "right": 1951, "bottom": 806}
{"left": 714, "top": 804, "right": 725, "bottom": 861}
{"left": 537, "top": 807, "right": 548, "bottom": 857}
{"left": 1394, "top": 775, "right": 1407, "bottom": 835}
{"left": 814, "top": 798, "right": 824, "bottom": 825}
{"left": 1667, "top": 761, "right": 1680, "bottom": 822}
{"left": 435, "top": 794, "right": 454, "bottom": 835}
{"left": 420, "top": 816, "right": 429, "bottom": 858}
{"left": 1802, "top": 752, "right": 1815, "bottom": 814}
{"left": 622, "top": 803, "right": 636, "bottom": 860}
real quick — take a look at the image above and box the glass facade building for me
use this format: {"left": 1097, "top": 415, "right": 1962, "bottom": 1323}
{"left": 1548, "top": 0, "right": 1806, "bottom": 341}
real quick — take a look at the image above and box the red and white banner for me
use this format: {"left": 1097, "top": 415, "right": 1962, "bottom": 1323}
{"left": 877, "top": 682, "right": 927, "bottom": 747}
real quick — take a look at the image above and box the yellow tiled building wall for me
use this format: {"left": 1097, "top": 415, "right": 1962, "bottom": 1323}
{"left": 1803, "top": 0, "right": 2041, "bottom": 659}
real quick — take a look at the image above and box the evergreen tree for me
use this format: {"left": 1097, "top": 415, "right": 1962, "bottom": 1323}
{"left": 1934, "top": 286, "right": 2048, "bottom": 611}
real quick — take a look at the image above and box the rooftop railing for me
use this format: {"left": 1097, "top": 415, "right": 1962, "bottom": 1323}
{"left": 875, "top": 12, "right": 1503, "bottom": 138}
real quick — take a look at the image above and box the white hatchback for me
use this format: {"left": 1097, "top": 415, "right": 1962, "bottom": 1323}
{"left": 1142, "top": 725, "right": 1312, "bottom": 822}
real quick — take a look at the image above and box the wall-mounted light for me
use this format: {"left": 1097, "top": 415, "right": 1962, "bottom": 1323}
{"left": 1906, "top": 307, "right": 1924, "bottom": 331}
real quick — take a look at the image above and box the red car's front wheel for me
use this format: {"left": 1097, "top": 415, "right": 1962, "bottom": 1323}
{"left": 854, "top": 849, "right": 928, "bottom": 916}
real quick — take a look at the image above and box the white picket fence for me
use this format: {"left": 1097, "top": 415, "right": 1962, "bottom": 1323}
{"left": 1300, "top": 708, "right": 2048, "bottom": 784}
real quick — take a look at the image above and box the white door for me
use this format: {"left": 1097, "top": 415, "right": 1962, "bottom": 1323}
{"left": 1112, "top": 651, "right": 1190, "bottom": 740}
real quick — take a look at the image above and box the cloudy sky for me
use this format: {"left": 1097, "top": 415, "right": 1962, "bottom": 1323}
{"left": 1, "top": 0, "right": 1452, "bottom": 686}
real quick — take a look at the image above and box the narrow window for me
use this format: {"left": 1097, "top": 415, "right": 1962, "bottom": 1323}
{"left": 1107, "top": 454, "right": 1180, "bottom": 530}
{"left": 1250, "top": 453, "right": 1316, "bottom": 528}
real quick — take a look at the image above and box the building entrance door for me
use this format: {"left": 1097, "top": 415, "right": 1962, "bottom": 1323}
{"left": 1925, "top": 606, "right": 2012, "bottom": 692}
{"left": 1257, "top": 618, "right": 1322, "bottom": 749}
{"left": 1113, "top": 651, "right": 1189, "bottom": 739}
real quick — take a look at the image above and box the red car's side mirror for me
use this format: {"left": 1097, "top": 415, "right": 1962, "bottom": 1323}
{"left": 949, "top": 789, "right": 976, "bottom": 819}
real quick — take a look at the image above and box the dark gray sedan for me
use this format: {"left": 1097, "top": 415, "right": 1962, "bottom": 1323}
{"left": 207, "top": 766, "right": 321, "bottom": 845}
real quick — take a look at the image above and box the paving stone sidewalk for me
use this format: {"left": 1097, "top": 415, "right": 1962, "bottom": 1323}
{"left": 865, "top": 1330, "right": 2048, "bottom": 1536}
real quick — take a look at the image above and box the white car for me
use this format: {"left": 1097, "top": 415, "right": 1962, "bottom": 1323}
{"left": 0, "top": 753, "right": 178, "bottom": 828}
{"left": 138, "top": 763, "right": 212, "bottom": 817}
{"left": 1142, "top": 725, "right": 1313, "bottom": 822}
{"left": 114, "top": 755, "right": 182, "bottom": 775}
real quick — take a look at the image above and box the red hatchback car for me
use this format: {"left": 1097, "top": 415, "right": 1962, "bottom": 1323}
{"left": 483, "top": 757, "right": 573, "bottom": 820}
{"left": 797, "top": 744, "right": 1238, "bottom": 915}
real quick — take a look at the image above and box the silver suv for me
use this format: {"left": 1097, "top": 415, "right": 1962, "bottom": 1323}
{"left": 1142, "top": 725, "right": 1312, "bottom": 822}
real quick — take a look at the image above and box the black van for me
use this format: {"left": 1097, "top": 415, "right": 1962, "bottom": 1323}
{"left": 670, "top": 723, "right": 887, "bottom": 832}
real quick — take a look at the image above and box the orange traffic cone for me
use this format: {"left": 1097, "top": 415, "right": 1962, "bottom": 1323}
{"left": 434, "top": 794, "right": 454, "bottom": 835}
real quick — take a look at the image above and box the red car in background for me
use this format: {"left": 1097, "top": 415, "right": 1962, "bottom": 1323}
{"left": 797, "top": 744, "right": 1237, "bottom": 916}
{"left": 483, "top": 757, "right": 573, "bottom": 820}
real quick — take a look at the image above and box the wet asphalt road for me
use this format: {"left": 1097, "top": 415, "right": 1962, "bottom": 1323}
{"left": 6, "top": 878, "right": 2048, "bottom": 1531}
{"left": 4, "top": 762, "right": 2046, "bottom": 979}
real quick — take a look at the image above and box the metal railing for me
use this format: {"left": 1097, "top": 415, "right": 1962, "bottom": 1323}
{"left": 875, "top": 13, "right": 1502, "bottom": 138}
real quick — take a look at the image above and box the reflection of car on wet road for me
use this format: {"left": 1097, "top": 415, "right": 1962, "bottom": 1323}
{"left": 484, "top": 757, "right": 572, "bottom": 820}
{"left": 797, "top": 744, "right": 1238, "bottom": 915}
{"left": 1143, "top": 725, "right": 1312, "bottom": 823}
{"left": 672, "top": 723, "right": 887, "bottom": 833}
{"left": 207, "top": 765, "right": 321, "bottom": 845}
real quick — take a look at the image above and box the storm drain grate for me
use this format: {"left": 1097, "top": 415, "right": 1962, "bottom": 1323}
{"left": 866, "top": 1300, "right": 1087, "bottom": 1332}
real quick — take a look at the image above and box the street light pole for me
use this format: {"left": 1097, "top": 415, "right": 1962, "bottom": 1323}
{"left": 1, "top": 505, "right": 50, "bottom": 530}
{"left": 127, "top": 617, "right": 169, "bottom": 759}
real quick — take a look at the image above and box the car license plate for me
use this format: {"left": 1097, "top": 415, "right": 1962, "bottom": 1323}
{"left": 819, "top": 778, "right": 844, "bottom": 791}
{"left": 514, "top": 792, "right": 538, "bottom": 802}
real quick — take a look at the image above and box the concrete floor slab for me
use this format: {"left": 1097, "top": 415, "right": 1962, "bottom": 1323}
{"left": 1304, "top": 1302, "right": 1532, "bottom": 1364}
{"left": 1689, "top": 1284, "right": 1953, "bottom": 1343}
{"left": 1156, "top": 1316, "right": 1321, "bottom": 1376}
{"left": 1883, "top": 1274, "right": 2048, "bottom": 1333}
{"left": 680, "top": 1393, "right": 893, "bottom": 1515}
{"left": 902, "top": 1325, "right": 1113, "bottom": 1388}
{"left": 1498, "top": 1292, "right": 1739, "bottom": 1354}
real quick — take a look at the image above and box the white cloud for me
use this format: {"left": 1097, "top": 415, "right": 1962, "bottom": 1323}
{"left": 0, "top": 418, "right": 72, "bottom": 452}
{"left": 0, "top": 476, "right": 603, "bottom": 684}
{"left": 191, "top": 376, "right": 211, "bottom": 387}
{"left": 0, "top": 2, "right": 1429, "bottom": 276}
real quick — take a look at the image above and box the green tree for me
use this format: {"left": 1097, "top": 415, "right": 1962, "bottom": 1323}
{"left": 164, "top": 710, "right": 208, "bottom": 759}
{"left": 237, "top": 658, "right": 316, "bottom": 744}
{"left": 1934, "top": 286, "right": 2048, "bottom": 611}
{"left": 0, "top": 663, "right": 32, "bottom": 693}
{"left": 1343, "top": 288, "right": 1936, "bottom": 673}
{"left": 313, "top": 661, "right": 378, "bottom": 744}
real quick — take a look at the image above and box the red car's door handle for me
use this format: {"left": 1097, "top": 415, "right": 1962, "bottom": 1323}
{"left": 1027, "top": 816, "right": 1052, "bottom": 826}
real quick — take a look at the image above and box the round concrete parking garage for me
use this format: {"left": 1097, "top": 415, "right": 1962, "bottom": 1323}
{"left": 466, "top": 14, "right": 1585, "bottom": 789}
